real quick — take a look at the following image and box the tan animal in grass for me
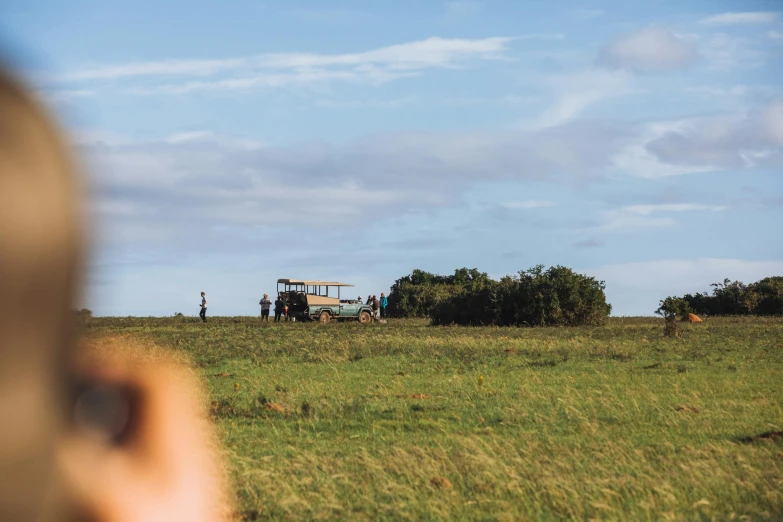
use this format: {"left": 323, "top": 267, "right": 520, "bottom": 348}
{"left": 0, "top": 68, "right": 230, "bottom": 522}
{"left": 687, "top": 313, "right": 703, "bottom": 323}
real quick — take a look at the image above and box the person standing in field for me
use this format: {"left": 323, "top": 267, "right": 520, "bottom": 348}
{"left": 259, "top": 293, "right": 271, "bottom": 321}
{"left": 200, "top": 292, "right": 208, "bottom": 322}
{"left": 380, "top": 292, "right": 388, "bottom": 319}
{"left": 274, "top": 295, "right": 284, "bottom": 322}
{"left": 371, "top": 295, "right": 380, "bottom": 321}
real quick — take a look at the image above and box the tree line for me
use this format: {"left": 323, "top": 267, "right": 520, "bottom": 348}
{"left": 387, "top": 266, "right": 612, "bottom": 326}
{"left": 656, "top": 276, "right": 783, "bottom": 320}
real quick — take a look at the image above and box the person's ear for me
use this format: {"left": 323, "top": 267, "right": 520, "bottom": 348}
{"left": 55, "top": 342, "right": 231, "bottom": 522}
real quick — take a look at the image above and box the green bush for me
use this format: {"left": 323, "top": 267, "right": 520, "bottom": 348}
{"left": 748, "top": 276, "right": 783, "bottom": 316}
{"left": 386, "top": 268, "right": 491, "bottom": 318}
{"left": 658, "top": 276, "right": 783, "bottom": 317}
{"left": 655, "top": 296, "right": 692, "bottom": 321}
{"left": 429, "top": 265, "right": 612, "bottom": 327}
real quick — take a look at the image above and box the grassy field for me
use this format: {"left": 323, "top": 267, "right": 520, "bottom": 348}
{"left": 83, "top": 316, "right": 783, "bottom": 521}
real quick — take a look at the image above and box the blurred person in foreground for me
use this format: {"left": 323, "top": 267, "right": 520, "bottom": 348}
{"left": 0, "top": 65, "right": 230, "bottom": 521}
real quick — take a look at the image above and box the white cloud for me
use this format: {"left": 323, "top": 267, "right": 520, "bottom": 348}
{"left": 77, "top": 98, "right": 781, "bottom": 247}
{"left": 445, "top": 0, "right": 483, "bottom": 17}
{"left": 36, "top": 89, "right": 94, "bottom": 104}
{"left": 764, "top": 100, "right": 783, "bottom": 145}
{"left": 52, "top": 37, "right": 517, "bottom": 93}
{"left": 315, "top": 96, "right": 418, "bottom": 109}
{"left": 525, "top": 69, "right": 637, "bottom": 128}
{"left": 770, "top": 31, "right": 783, "bottom": 40}
{"left": 621, "top": 203, "right": 727, "bottom": 215}
{"left": 443, "top": 94, "right": 538, "bottom": 107}
{"left": 571, "top": 9, "right": 605, "bottom": 20}
{"left": 164, "top": 131, "right": 215, "bottom": 144}
{"left": 78, "top": 122, "right": 633, "bottom": 246}
{"left": 612, "top": 101, "right": 783, "bottom": 178}
{"left": 699, "top": 12, "right": 778, "bottom": 26}
{"left": 163, "top": 130, "right": 266, "bottom": 149}
{"left": 598, "top": 203, "right": 726, "bottom": 231}
{"left": 516, "top": 33, "right": 565, "bottom": 41}
{"left": 574, "top": 239, "right": 604, "bottom": 248}
{"left": 683, "top": 84, "right": 777, "bottom": 98}
{"left": 583, "top": 258, "right": 783, "bottom": 316}
{"left": 597, "top": 26, "right": 700, "bottom": 73}
{"left": 698, "top": 33, "right": 766, "bottom": 71}
{"left": 501, "top": 200, "right": 557, "bottom": 209}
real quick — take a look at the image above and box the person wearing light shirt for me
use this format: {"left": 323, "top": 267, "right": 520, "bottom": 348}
{"left": 259, "top": 293, "right": 272, "bottom": 322}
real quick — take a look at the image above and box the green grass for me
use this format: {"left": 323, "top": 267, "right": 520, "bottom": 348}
{"left": 83, "top": 316, "right": 783, "bottom": 521}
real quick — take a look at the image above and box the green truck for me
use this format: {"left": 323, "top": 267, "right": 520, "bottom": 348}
{"left": 277, "top": 279, "right": 373, "bottom": 323}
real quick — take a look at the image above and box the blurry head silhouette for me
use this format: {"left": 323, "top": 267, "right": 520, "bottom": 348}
{"left": 0, "top": 66, "right": 228, "bottom": 521}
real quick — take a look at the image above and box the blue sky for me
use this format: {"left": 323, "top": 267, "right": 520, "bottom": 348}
{"left": 3, "top": 0, "right": 782, "bottom": 316}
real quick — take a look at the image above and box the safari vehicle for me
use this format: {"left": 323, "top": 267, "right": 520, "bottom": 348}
{"left": 277, "top": 279, "right": 374, "bottom": 324}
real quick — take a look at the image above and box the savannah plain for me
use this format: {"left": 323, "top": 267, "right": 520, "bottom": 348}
{"left": 82, "top": 316, "right": 783, "bottom": 521}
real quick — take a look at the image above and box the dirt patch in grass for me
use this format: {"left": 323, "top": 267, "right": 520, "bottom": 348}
{"left": 264, "top": 402, "right": 285, "bottom": 413}
{"left": 430, "top": 477, "right": 453, "bottom": 490}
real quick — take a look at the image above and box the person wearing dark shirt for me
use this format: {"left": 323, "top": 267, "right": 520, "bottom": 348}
{"left": 371, "top": 296, "right": 380, "bottom": 321}
{"left": 274, "top": 296, "right": 284, "bottom": 322}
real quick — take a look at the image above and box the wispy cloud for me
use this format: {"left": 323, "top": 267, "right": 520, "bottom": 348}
{"left": 769, "top": 31, "right": 783, "bottom": 40}
{"left": 37, "top": 88, "right": 95, "bottom": 103}
{"left": 698, "top": 33, "right": 766, "bottom": 71}
{"left": 571, "top": 9, "right": 605, "bottom": 20}
{"left": 445, "top": 0, "right": 483, "bottom": 18}
{"left": 501, "top": 200, "right": 557, "bottom": 209}
{"left": 52, "top": 36, "right": 518, "bottom": 93}
{"left": 443, "top": 94, "right": 538, "bottom": 107}
{"left": 574, "top": 239, "right": 604, "bottom": 248}
{"left": 599, "top": 203, "right": 726, "bottom": 231}
{"left": 699, "top": 12, "right": 778, "bottom": 26}
{"left": 683, "top": 84, "right": 777, "bottom": 98}
{"left": 526, "top": 69, "right": 637, "bottom": 129}
{"left": 612, "top": 101, "right": 783, "bottom": 178}
{"left": 620, "top": 203, "right": 727, "bottom": 216}
{"left": 596, "top": 26, "right": 699, "bottom": 73}
{"left": 80, "top": 122, "right": 631, "bottom": 246}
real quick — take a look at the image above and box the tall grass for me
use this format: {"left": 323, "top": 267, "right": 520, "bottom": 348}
{"left": 84, "top": 316, "right": 783, "bottom": 520}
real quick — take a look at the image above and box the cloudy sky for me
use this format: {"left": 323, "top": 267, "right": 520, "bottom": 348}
{"left": 3, "top": 0, "right": 781, "bottom": 316}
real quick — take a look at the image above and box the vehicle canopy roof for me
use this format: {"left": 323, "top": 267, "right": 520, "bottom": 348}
{"left": 277, "top": 279, "right": 354, "bottom": 287}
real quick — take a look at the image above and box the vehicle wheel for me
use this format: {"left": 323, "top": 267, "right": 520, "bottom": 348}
{"left": 319, "top": 311, "right": 331, "bottom": 324}
{"left": 359, "top": 311, "right": 371, "bottom": 324}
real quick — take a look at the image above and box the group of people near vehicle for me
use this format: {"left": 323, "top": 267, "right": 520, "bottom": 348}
{"left": 356, "top": 293, "right": 388, "bottom": 319}
{"left": 197, "top": 291, "right": 390, "bottom": 323}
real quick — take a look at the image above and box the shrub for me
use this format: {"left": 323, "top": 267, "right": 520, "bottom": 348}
{"left": 657, "top": 276, "right": 783, "bottom": 317}
{"left": 749, "top": 276, "right": 783, "bottom": 316}
{"left": 655, "top": 296, "right": 691, "bottom": 321}
{"left": 386, "top": 268, "right": 491, "bottom": 318}
{"left": 430, "top": 265, "right": 612, "bottom": 327}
